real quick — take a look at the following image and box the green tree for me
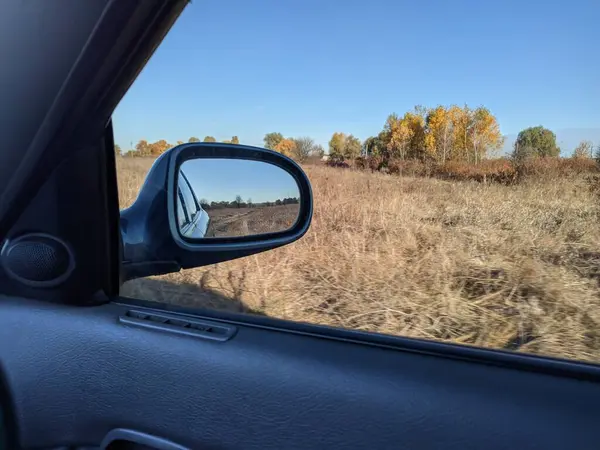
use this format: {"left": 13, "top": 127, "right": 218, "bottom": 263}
{"left": 114, "top": 144, "right": 122, "bottom": 156}
{"left": 363, "top": 133, "right": 387, "bottom": 157}
{"left": 203, "top": 136, "right": 216, "bottom": 142}
{"left": 188, "top": 137, "right": 200, "bottom": 143}
{"left": 231, "top": 136, "right": 240, "bottom": 145}
{"left": 329, "top": 132, "right": 347, "bottom": 161}
{"left": 176, "top": 140, "right": 184, "bottom": 146}
{"left": 513, "top": 126, "right": 560, "bottom": 159}
{"left": 234, "top": 195, "right": 243, "bottom": 208}
{"left": 264, "top": 132, "right": 284, "bottom": 150}
{"left": 343, "top": 134, "right": 362, "bottom": 160}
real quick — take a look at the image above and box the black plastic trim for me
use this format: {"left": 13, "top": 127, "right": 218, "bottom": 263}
{"left": 101, "top": 428, "right": 189, "bottom": 450}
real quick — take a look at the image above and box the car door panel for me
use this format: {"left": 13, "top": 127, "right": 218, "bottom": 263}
{"left": 0, "top": 295, "right": 598, "bottom": 449}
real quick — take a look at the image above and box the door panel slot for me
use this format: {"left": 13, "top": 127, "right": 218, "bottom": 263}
{"left": 119, "top": 309, "right": 236, "bottom": 341}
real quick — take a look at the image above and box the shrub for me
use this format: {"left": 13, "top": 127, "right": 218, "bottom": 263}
{"left": 326, "top": 159, "right": 350, "bottom": 169}
{"left": 387, "top": 159, "right": 430, "bottom": 177}
{"left": 515, "top": 157, "right": 599, "bottom": 181}
{"left": 354, "top": 156, "right": 368, "bottom": 170}
{"left": 368, "top": 156, "right": 385, "bottom": 172}
{"left": 436, "top": 159, "right": 517, "bottom": 184}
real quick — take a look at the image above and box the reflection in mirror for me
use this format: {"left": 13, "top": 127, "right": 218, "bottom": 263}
{"left": 177, "top": 158, "right": 301, "bottom": 239}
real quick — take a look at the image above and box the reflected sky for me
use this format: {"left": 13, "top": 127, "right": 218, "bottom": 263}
{"left": 181, "top": 158, "right": 299, "bottom": 203}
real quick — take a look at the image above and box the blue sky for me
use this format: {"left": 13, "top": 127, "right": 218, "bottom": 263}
{"left": 181, "top": 159, "right": 299, "bottom": 203}
{"left": 113, "top": 0, "right": 599, "bottom": 153}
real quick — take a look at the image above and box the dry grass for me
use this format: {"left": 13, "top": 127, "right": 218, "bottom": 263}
{"left": 117, "top": 157, "right": 600, "bottom": 363}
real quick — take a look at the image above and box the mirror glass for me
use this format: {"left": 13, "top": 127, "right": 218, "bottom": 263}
{"left": 176, "top": 158, "right": 301, "bottom": 239}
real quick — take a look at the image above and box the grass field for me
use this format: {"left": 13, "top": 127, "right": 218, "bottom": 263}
{"left": 117, "top": 157, "right": 600, "bottom": 363}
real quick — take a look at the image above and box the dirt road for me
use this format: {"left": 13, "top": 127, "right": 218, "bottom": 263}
{"left": 206, "top": 204, "right": 299, "bottom": 237}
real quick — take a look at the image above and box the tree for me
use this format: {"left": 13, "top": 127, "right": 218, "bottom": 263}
{"left": 231, "top": 136, "right": 239, "bottom": 145}
{"left": 234, "top": 195, "right": 243, "bottom": 208}
{"left": 329, "top": 132, "right": 347, "bottom": 161}
{"left": 424, "top": 106, "right": 453, "bottom": 163}
{"left": 363, "top": 133, "right": 387, "bottom": 157}
{"left": 176, "top": 140, "right": 184, "bottom": 146}
{"left": 573, "top": 140, "right": 594, "bottom": 159}
{"left": 344, "top": 134, "right": 362, "bottom": 160}
{"left": 135, "top": 139, "right": 151, "bottom": 156}
{"left": 313, "top": 144, "right": 325, "bottom": 158}
{"left": 386, "top": 111, "right": 425, "bottom": 160}
{"left": 513, "top": 126, "right": 560, "bottom": 159}
{"left": 274, "top": 138, "right": 296, "bottom": 158}
{"left": 203, "top": 136, "right": 216, "bottom": 142}
{"left": 264, "top": 132, "right": 284, "bottom": 150}
{"left": 114, "top": 144, "right": 122, "bottom": 156}
{"left": 469, "top": 107, "right": 503, "bottom": 164}
{"left": 450, "top": 105, "right": 472, "bottom": 162}
{"left": 292, "top": 136, "right": 319, "bottom": 162}
{"left": 386, "top": 114, "right": 412, "bottom": 159}
{"left": 247, "top": 198, "right": 253, "bottom": 208}
{"left": 188, "top": 137, "right": 200, "bottom": 143}
{"left": 149, "top": 139, "right": 171, "bottom": 156}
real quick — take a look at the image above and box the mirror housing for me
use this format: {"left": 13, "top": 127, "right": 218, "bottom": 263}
{"left": 119, "top": 143, "right": 313, "bottom": 282}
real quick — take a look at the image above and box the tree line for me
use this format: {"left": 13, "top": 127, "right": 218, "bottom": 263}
{"left": 263, "top": 107, "right": 597, "bottom": 164}
{"left": 116, "top": 135, "right": 240, "bottom": 157}
{"left": 200, "top": 196, "right": 299, "bottom": 210}
{"left": 116, "top": 105, "right": 598, "bottom": 163}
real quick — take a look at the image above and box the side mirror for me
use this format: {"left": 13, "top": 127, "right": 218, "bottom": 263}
{"left": 119, "top": 143, "right": 313, "bottom": 282}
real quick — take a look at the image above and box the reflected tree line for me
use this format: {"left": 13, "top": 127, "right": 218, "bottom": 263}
{"left": 200, "top": 195, "right": 299, "bottom": 210}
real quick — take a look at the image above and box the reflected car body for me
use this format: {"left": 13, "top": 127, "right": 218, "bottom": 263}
{"left": 177, "top": 170, "right": 210, "bottom": 238}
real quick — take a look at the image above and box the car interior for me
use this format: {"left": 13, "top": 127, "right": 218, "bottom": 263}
{"left": 0, "top": 1, "right": 599, "bottom": 449}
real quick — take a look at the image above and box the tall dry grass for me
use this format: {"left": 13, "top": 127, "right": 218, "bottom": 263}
{"left": 117, "top": 157, "right": 600, "bottom": 363}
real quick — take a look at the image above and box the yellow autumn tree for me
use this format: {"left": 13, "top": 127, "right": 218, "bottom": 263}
{"left": 135, "top": 139, "right": 151, "bottom": 156}
{"left": 328, "top": 132, "right": 347, "bottom": 161}
{"left": 274, "top": 138, "right": 296, "bottom": 158}
{"left": 448, "top": 105, "right": 472, "bottom": 163}
{"left": 149, "top": 139, "right": 171, "bottom": 156}
{"left": 470, "top": 107, "right": 503, "bottom": 163}
{"left": 385, "top": 110, "right": 426, "bottom": 160}
{"left": 386, "top": 114, "right": 413, "bottom": 160}
{"left": 405, "top": 111, "right": 426, "bottom": 159}
{"left": 424, "top": 106, "right": 453, "bottom": 163}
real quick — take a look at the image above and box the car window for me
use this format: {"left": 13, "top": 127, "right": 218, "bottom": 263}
{"left": 178, "top": 174, "right": 198, "bottom": 223}
{"left": 177, "top": 188, "right": 188, "bottom": 229}
{"left": 115, "top": 1, "right": 600, "bottom": 364}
